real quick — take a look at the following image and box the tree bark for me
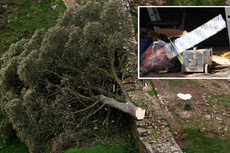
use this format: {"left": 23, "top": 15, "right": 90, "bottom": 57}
{"left": 96, "top": 94, "right": 145, "bottom": 120}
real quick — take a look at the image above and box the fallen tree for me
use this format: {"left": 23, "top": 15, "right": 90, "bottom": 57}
{"left": 0, "top": 0, "right": 143, "bottom": 152}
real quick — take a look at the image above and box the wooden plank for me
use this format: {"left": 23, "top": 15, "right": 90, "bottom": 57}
{"left": 212, "top": 55, "right": 230, "bottom": 65}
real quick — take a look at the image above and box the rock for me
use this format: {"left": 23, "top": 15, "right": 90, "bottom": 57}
{"left": 94, "top": 127, "right": 98, "bottom": 130}
{"left": 174, "top": 132, "right": 178, "bottom": 135}
{"left": 137, "top": 128, "right": 147, "bottom": 134}
{"left": 205, "top": 115, "right": 211, "bottom": 119}
{"left": 218, "top": 127, "right": 221, "bottom": 130}
{"left": 216, "top": 117, "right": 222, "bottom": 120}
{"left": 52, "top": 4, "right": 59, "bottom": 9}
{"left": 225, "top": 126, "right": 228, "bottom": 131}
{"left": 147, "top": 129, "right": 152, "bottom": 134}
{"left": 177, "top": 93, "right": 192, "bottom": 100}
{"left": 171, "top": 146, "right": 178, "bottom": 152}
{"left": 223, "top": 113, "right": 226, "bottom": 115}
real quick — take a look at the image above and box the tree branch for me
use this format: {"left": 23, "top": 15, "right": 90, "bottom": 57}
{"left": 95, "top": 94, "right": 145, "bottom": 120}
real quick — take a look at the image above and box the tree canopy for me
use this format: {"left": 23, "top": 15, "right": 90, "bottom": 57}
{"left": 0, "top": 1, "right": 139, "bottom": 152}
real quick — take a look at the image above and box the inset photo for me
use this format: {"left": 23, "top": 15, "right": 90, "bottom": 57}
{"left": 138, "top": 6, "right": 230, "bottom": 79}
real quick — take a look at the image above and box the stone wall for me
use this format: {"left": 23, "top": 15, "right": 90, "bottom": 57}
{"left": 128, "top": 82, "right": 182, "bottom": 153}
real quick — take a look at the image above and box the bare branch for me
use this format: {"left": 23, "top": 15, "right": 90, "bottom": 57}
{"left": 43, "top": 101, "right": 99, "bottom": 116}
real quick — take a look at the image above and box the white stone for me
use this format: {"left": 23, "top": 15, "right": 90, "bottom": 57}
{"left": 171, "top": 146, "right": 178, "bottom": 151}
{"left": 225, "top": 126, "right": 228, "bottom": 131}
{"left": 52, "top": 4, "right": 59, "bottom": 9}
{"left": 137, "top": 128, "right": 147, "bottom": 134}
{"left": 216, "top": 117, "right": 222, "bottom": 120}
{"left": 177, "top": 93, "right": 192, "bottom": 100}
{"left": 205, "top": 115, "right": 211, "bottom": 119}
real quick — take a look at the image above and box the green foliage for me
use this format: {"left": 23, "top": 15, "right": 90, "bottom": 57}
{"left": 137, "top": 125, "right": 148, "bottom": 130}
{"left": 148, "top": 90, "right": 154, "bottom": 97}
{"left": 184, "top": 104, "right": 192, "bottom": 110}
{"left": 149, "top": 80, "right": 157, "bottom": 97}
{"left": 128, "top": 87, "right": 136, "bottom": 92}
{"left": 0, "top": 119, "right": 14, "bottom": 145}
{"left": 181, "top": 128, "right": 230, "bottom": 153}
{"left": 0, "top": 1, "right": 135, "bottom": 153}
{"left": 162, "top": 119, "right": 173, "bottom": 136}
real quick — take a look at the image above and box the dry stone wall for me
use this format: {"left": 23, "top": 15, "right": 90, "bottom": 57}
{"left": 128, "top": 81, "right": 182, "bottom": 153}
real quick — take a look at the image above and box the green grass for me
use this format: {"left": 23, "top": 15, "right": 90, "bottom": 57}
{"left": 168, "top": 79, "right": 186, "bottom": 87}
{"left": 149, "top": 80, "right": 157, "bottom": 97}
{"left": 163, "top": 0, "right": 226, "bottom": 6}
{"left": 128, "top": 87, "right": 136, "bottom": 92}
{"left": 162, "top": 118, "right": 173, "bottom": 136}
{"left": 184, "top": 104, "right": 192, "bottom": 110}
{"left": 181, "top": 128, "right": 230, "bottom": 153}
{"left": 64, "top": 138, "right": 138, "bottom": 153}
{"left": 138, "top": 125, "right": 148, "bottom": 130}
{"left": 187, "top": 80, "right": 204, "bottom": 88}
{"left": 0, "top": 0, "right": 67, "bottom": 54}
{"left": 0, "top": 137, "right": 29, "bottom": 153}
{"left": 148, "top": 80, "right": 158, "bottom": 97}
{"left": 211, "top": 82, "right": 220, "bottom": 88}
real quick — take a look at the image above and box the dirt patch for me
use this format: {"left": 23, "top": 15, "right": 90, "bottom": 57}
{"left": 62, "top": 0, "right": 77, "bottom": 8}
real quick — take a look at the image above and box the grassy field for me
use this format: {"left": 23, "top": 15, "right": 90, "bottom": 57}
{"left": 164, "top": 0, "right": 226, "bottom": 6}
{"left": 0, "top": 0, "right": 67, "bottom": 53}
{"left": 181, "top": 129, "right": 230, "bottom": 153}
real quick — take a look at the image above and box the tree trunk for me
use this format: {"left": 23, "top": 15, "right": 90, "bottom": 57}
{"left": 96, "top": 94, "right": 145, "bottom": 120}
